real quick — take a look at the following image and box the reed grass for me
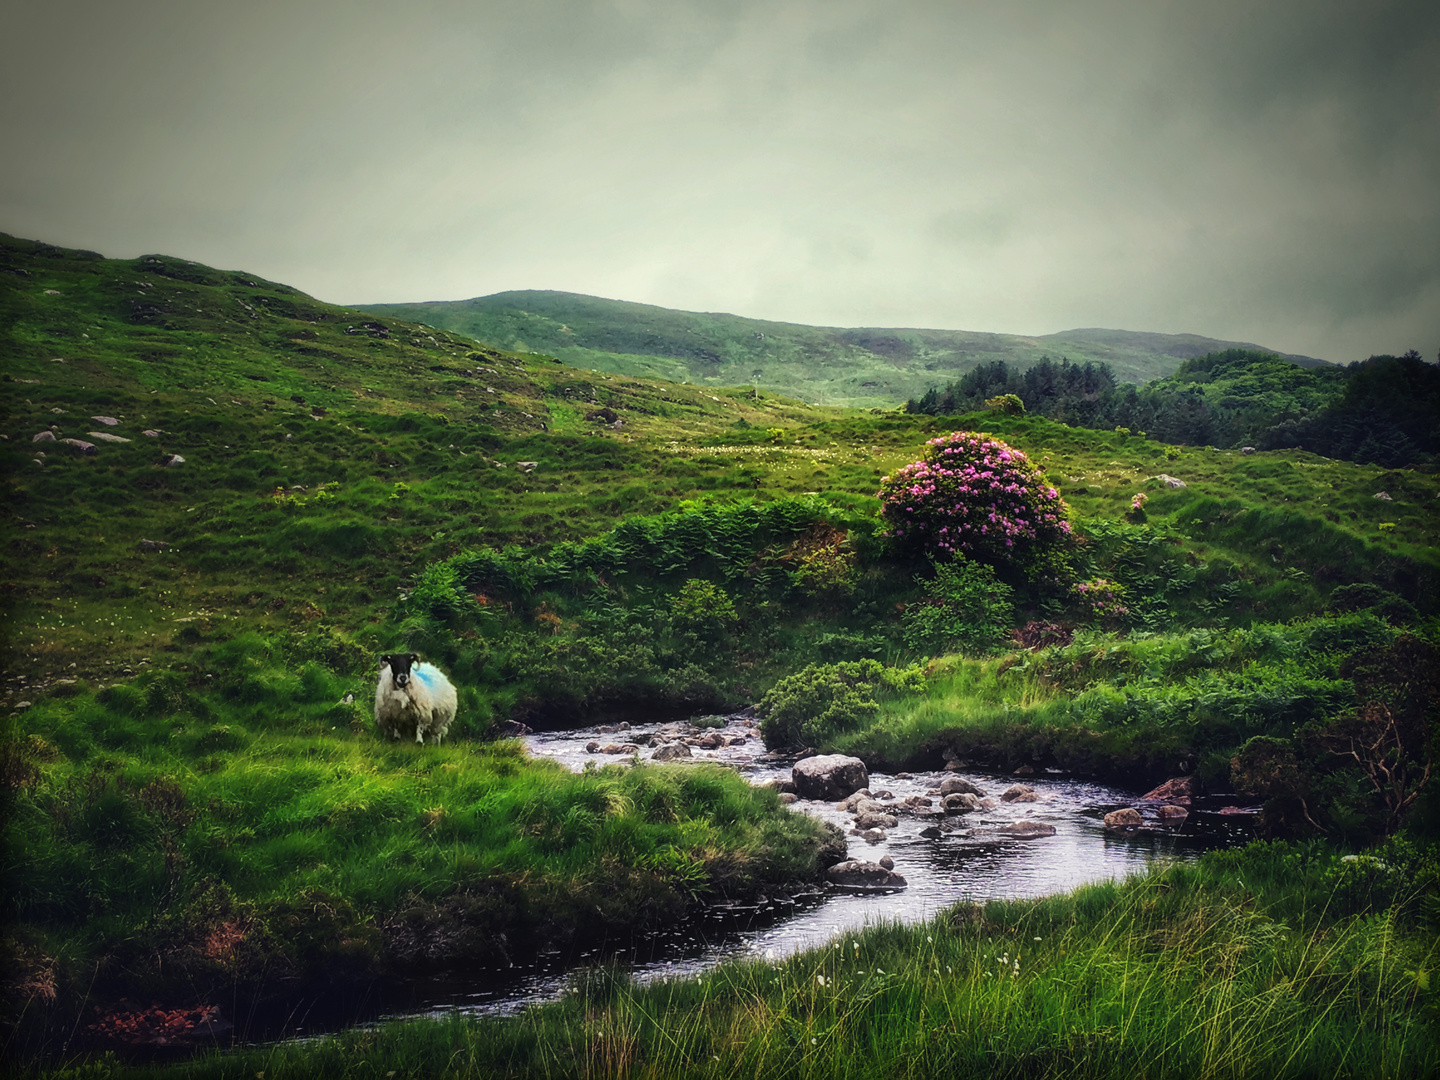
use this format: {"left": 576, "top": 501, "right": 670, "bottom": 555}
{"left": 76, "top": 840, "right": 1435, "bottom": 1080}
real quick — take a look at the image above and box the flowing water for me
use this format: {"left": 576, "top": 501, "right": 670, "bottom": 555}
{"left": 387, "top": 712, "right": 1249, "bottom": 1021}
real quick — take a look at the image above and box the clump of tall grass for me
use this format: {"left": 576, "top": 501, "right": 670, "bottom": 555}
{"left": 113, "top": 839, "right": 1437, "bottom": 1080}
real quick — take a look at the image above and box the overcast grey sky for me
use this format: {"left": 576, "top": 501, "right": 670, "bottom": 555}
{"left": 3, "top": 0, "right": 1437, "bottom": 362}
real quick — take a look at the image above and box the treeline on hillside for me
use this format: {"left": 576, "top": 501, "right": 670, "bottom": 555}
{"left": 908, "top": 349, "right": 1440, "bottom": 467}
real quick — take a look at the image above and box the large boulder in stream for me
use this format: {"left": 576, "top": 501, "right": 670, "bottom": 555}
{"left": 825, "top": 859, "right": 907, "bottom": 890}
{"left": 792, "top": 754, "right": 869, "bottom": 801}
{"left": 939, "top": 776, "right": 986, "bottom": 797}
{"left": 1142, "top": 776, "right": 1199, "bottom": 804}
{"left": 943, "top": 792, "right": 982, "bottom": 814}
{"left": 1104, "top": 808, "right": 1144, "bottom": 829}
{"left": 652, "top": 742, "right": 692, "bottom": 761}
{"left": 998, "top": 820, "right": 1056, "bottom": 839}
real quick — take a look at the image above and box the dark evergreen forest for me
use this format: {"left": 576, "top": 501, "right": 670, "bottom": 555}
{"left": 907, "top": 349, "right": 1440, "bottom": 467}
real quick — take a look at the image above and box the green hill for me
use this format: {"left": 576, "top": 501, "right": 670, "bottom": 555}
{"left": 2, "top": 234, "right": 1435, "bottom": 1073}
{"left": 355, "top": 289, "right": 1328, "bottom": 407}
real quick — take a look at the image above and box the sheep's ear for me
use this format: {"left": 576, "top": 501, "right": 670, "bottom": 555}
{"left": 410, "top": 653, "right": 419, "bottom": 664}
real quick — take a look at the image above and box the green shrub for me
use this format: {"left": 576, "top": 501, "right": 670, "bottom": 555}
{"left": 984, "top": 392, "right": 1025, "bottom": 415}
{"left": 902, "top": 556, "right": 1015, "bottom": 656}
{"left": 669, "top": 579, "right": 738, "bottom": 638}
{"left": 758, "top": 659, "right": 924, "bottom": 748}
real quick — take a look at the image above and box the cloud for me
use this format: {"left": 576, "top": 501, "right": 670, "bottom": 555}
{"left": 1, "top": 0, "right": 1435, "bottom": 362}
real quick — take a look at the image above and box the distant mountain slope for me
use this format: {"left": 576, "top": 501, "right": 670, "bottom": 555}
{"left": 356, "top": 290, "right": 1327, "bottom": 407}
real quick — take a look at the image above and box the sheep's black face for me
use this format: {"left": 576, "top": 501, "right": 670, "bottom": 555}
{"left": 382, "top": 653, "right": 419, "bottom": 689}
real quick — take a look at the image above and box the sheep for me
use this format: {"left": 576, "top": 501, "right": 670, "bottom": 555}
{"left": 374, "top": 653, "right": 458, "bottom": 745}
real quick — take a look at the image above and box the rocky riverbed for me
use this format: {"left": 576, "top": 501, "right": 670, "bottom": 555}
{"left": 388, "top": 710, "right": 1252, "bottom": 1020}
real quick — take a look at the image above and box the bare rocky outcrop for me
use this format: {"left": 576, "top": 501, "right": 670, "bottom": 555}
{"left": 792, "top": 754, "right": 868, "bottom": 801}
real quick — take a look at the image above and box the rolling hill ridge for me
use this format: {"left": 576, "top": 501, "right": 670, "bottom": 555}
{"left": 356, "top": 289, "right": 1329, "bottom": 407}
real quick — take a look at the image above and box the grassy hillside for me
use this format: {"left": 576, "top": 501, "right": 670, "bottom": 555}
{"left": 2, "top": 234, "right": 1435, "bottom": 1074}
{"left": 355, "top": 290, "right": 1326, "bottom": 407}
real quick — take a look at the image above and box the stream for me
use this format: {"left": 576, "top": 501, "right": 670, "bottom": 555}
{"left": 385, "top": 711, "right": 1248, "bottom": 1022}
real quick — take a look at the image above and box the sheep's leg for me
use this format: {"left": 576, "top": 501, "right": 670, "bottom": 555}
{"left": 415, "top": 727, "right": 425, "bottom": 745}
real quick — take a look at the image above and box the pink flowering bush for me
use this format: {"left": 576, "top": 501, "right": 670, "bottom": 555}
{"left": 1126, "top": 491, "right": 1149, "bottom": 523}
{"left": 878, "top": 431, "right": 1071, "bottom": 572}
{"left": 1076, "top": 577, "right": 1130, "bottom": 622}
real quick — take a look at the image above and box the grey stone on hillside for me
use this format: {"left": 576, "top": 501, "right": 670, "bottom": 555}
{"left": 91, "top": 416, "right": 119, "bottom": 425}
{"left": 88, "top": 431, "right": 131, "bottom": 443}
{"left": 1374, "top": 491, "right": 1392, "bottom": 501}
{"left": 32, "top": 430, "right": 55, "bottom": 442}
{"left": 162, "top": 454, "right": 185, "bottom": 467}
{"left": 999, "top": 820, "right": 1056, "bottom": 839}
{"left": 793, "top": 754, "right": 869, "bottom": 801}
{"left": 138, "top": 539, "right": 170, "bottom": 551}
{"left": 62, "top": 438, "right": 96, "bottom": 454}
{"left": 652, "top": 741, "right": 692, "bottom": 761}
{"left": 1156, "top": 474, "right": 1187, "bottom": 489}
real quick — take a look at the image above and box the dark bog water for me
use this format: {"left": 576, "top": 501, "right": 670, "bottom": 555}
{"left": 388, "top": 712, "right": 1247, "bottom": 1021}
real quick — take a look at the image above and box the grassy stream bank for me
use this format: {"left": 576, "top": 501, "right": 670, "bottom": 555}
{"left": 36, "top": 839, "right": 1439, "bottom": 1080}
